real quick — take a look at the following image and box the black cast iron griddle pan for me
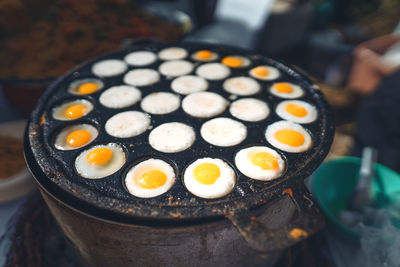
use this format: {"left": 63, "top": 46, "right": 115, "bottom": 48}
{"left": 25, "top": 40, "right": 334, "bottom": 252}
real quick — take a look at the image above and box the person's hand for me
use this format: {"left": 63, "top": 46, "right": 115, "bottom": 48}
{"left": 347, "top": 35, "right": 400, "bottom": 96}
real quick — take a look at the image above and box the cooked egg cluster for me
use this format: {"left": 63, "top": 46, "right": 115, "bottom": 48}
{"left": 75, "top": 143, "right": 126, "bottom": 179}
{"left": 235, "top": 146, "right": 285, "bottom": 181}
{"left": 184, "top": 158, "right": 236, "bottom": 199}
{"left": 50, "top": 45, "right": 321, "bottom": 201}
{"left": 125, "top": 159, "right": 176, "bottom": 198}
{"left": 265, "top": 121, "right": 312, "bottom": 153}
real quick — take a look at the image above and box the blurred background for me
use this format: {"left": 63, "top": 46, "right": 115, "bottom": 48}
{"left": 0, "top": 0, "right": 399, "bottom": 266}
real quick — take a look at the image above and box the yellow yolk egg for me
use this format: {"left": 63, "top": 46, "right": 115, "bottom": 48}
{"left": 265, "top": 121, "right": 312, "bottom": 153}
{"left": 193, "top": 163, "right": 221, "bottom": 185}
{"left": 274, "top": 129, "right": 305, "bottom": 147}
{"left": 65, "top": 104, "right": 87, "bottom": 119}
{"left": 75, "top": 143, "right": 126, "bottom": 179}
{"left": 78, "top": 82, "right": 99, "bottom": 94}
{"left": 66, "top": 129, "right": 92, "bottom": 148}
{"left": 184, "top": 158, "right": 236, "bottom": 199}
{"left": 52, "top": 99, "right": 93, "bottom": 121}
{"left": 270, "top": 82, "right": 304, "bottom": 99}
{"left": 249, "top": 65, "right": 280, "bottom": 81}
{"left": 54, "top": 124, "right": 98, "bottom": 150}
{"left": 275, "top": 83, "right": 293, "bottom": 93}
{"left": 235, "top": 146, "right": 285, "bottom": 181}
{"left": 86, "top": 147, "right": 113, "bottom": 166}
{"left": 136, "top": 170, "right": 167, "bottom": 189}
{"left": 253, "top": 66, "right": 269, "bottom": 77}
{"left": 69, "top": 79, "right": 103, "bottom": 95}
{"left": 125, "top": 158, "right": 176, "bottom": 198}
{"left": 192, "top": 50, "right": 218, "bottom": 62}
{"left": 285, "top": 103, "right": 307, "bottom": 117}
{"left": 250, "top": 152, "right": 279, "bottom": 170}
{"left": 196, "top": 50, "right": 212, "bottom": 59}
{"left": 276, "top": 100, "right": 318, "bottom": 124}
{"left": 222, "top": 56, "right": 243, "bottom": 68}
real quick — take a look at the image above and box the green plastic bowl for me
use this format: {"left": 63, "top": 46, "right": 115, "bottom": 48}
{"left": 312, "top": 156, "right": 400, "bottom": 241}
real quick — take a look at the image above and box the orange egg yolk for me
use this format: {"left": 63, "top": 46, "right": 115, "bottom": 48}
{"left": 250, "top": 152, "right": 279, "bottom": 170}
{"left": 253, "top": 66, "right": 269, "bottom": 77}
{"left": 86, "top": 147, "right": 113, "bottom": 166}
{"left": 275, "top": 129, "right": 304, "bottom": 147}
{"left": 137, "top": 170, "right": 167, "bottom": 189}
{"left": 193, "top": 163, "right": 220, "bottom": 185}
{"left": 285, "top": 103, "right": 307, "bottom": 117}
{"left": 78, "top": 82, "right": 99, "bottom": 95}
{"left": 274, "top": 83, "right": 293, "bottom": 93}
{"left": 196, "top": 50, "right": 213, "bottom": 59}
{"left": 66, "top": 129, "right": 91, "bottom": 147}
{"left": 65, "top": 104, "right": 87, "bottom": 119}
{"left": 222, "top": 57, "right": 243, "bottom": 68}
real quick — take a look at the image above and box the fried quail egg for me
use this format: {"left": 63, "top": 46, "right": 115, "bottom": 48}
{"left": 141, "top": 92, "right": 180, "bottom": 115}
{"left": 221, "top": 55, "right": 251, "bottom": 68}
{"left": 105, "top": 111, "right": 150, "bottom": 138}
{"left": 201, "top": 117, "right": 247, "bottom": 147}
{"left": 223, "top": 77, "right": 260, "bottom": 96}
{"left": 124, "top": 69, "right": 160, "bottom": 87}
{"left": 124, "top": 51, "right": 157, "bottom": 66}
{"left": 52, "top": 99, "right": 93, "bottom": 121}
{"left": 158, "top": 47, "right": 188, "bottom": 60}
{"left": 184, "top": 158, "right": 236, "bottom": 199}
{"left": 158, "top": 60, "right": 194, "bottom": 77}
{"left": 191, "top": 50, "right": 218, "bottom": 62}
{"left": 68, "top": 79, "right": 104, "bottom": 95}
{"left": 149, "top": 122, "right": 195, "bottom": 153}
{"left": 265, "top": 121, "right": 312, "bottom": 153}
{"left": 99, "top": 85, "right": 142, "bottom": 109}
{"left": 92, "top": 59, "right": 128, "bottom": 77}
{"left": 54, "top": 124, "right": 98, "bottom": 150}
{"left": 196, "top": 63, "right": 231, "bottom": 80}
{"left": 235, "top": 146, "right": 285, "bottom": 181}
{"left": 182, "top": 92, "right": 228, "bottom": 118}
{"left": 276, "top": 100, "right": 317, "bottom": 124}
{"left": 249, "top": 65, "right": 280, "bottom": 81}
{"left": 125, "top": 158, "right": 176, "bottom": 198}
{"left": 270, "top": 82, "right": 304, "bottom": 99}
{"left": 171, "top": 75, "right": 208, "bottom": 95}
{"left": 75, "top": 143, "right": 126, "bottom": 179}
{"left": 229, "top": 98, "right": 269, "bottom": 122}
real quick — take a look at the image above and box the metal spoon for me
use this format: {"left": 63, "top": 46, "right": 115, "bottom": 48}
{"left": 350, "top": 146, "right": 378, "bottom": 211}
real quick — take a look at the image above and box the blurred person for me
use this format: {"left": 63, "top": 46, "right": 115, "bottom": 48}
{"left": 347, "top": 33, "right": 400, "bottom": 96}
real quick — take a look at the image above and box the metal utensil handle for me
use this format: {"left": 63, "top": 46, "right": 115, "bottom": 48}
{"left": 225, "top": 181, "right": 324, "bottom": 252}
